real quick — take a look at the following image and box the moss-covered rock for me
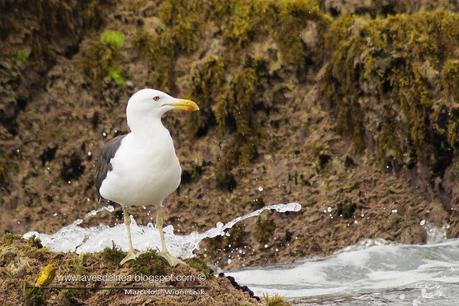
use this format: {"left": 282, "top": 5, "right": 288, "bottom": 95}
{"left": 255, "top": 214, "right": 276, "bottom": 245}
{"left": 183, "top": 257, "right": 214, "bottom": 279}
{"left": 81, "top": 29, "right": 126, "bottom": 88}
{"left": 323, "top": 11, "right": 459, "bottom": 177}
{"left": 0, "top": 236, "right": 260, "bottom": 305}
{"left": 130, "top": 0, "right": 331, "bottom": 188}
{"left": 186, "top": 56, "right": 225, "bottom": 137}
{"left": 101, "top": 246, "right": 126, "bottom": 268}
{"left": 128, "top": 250, "right": 170, "bottom": 276}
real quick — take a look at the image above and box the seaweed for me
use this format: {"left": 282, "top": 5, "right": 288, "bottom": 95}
{"left": 323, "top": 11, "right": 459, "bottom": 174}
{"left": 255, "top": 214, "right": 276, "bottom": 245}
{"left": 131, "top": 0, "right": 331, "bottom": 187}
{"left": 268, "top": 0, "right": 331, "bottom": 68}
{"left": 186, "top": 56, "right": 225, "bottom": 137}
{"left": 132, "top": 1, "right": 204, "bottom": 91}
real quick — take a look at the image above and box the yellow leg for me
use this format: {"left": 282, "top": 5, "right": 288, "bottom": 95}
{"left": 120, "top": 205, "right": 140, "bottom": 265}
{"left": 156, "top": 203, "right": 185, "bottom": 267}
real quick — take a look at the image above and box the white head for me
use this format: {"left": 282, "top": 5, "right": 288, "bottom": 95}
{"left": 126, "top": 88, "right": 199, "bottom": 133}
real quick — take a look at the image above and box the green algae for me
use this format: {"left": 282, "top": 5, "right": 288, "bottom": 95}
{"left": 81, "top": 28, "right": 126, "bottom": 88}
{"left": 255, "top": 214, "right": 276, "bottom": 245}
{"left": 108, "top": 68, "right": 126, "bottom": 86}
{"left": 186, "top": 56, "right": 225, "bottom": 137}
{"left": 16, "top": 49, "right": 29, "bottom": 65}
{"left": 129, "top": 0, "right": 332, "bottom": 187}
{"left": 133, "top": 1, "right": 204, "bottom": 91}
{"left": 100, "top": 30, "right": 125, "bottom": 49}
{"left": 323, "top": 11, "right": 459, "bottom": 173}
{"left": 269, "top": 0, "right": 331, "bottom": 67}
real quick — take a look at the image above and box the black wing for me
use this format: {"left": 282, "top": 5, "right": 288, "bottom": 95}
{"left": 95, "top": 134, "right": 126, "bottom": 195}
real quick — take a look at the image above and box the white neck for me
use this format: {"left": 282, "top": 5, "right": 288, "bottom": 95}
{"left": 127, "top": 114, "right": 168, "bottom": 139}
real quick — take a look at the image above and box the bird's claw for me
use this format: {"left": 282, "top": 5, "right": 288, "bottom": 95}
{"left": 159, "top": 251, "right": 186, "bottom": 267}
{"left": 120, "top": 250, "right": 141, "bottom": 265}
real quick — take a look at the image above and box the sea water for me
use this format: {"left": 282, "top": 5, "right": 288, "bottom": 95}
{"left": 228, "top": 227, "right": 459, "bottom": 305}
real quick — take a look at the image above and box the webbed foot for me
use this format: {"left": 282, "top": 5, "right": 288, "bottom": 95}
{"left": 159, "top": 251, "right": 186, "bottom": 267}
{"left": 120, "top": 250, "right": 141, "bottom": 265}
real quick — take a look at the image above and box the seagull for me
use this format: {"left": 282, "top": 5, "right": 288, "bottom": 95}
{"left": 95, "top": 88, "right": 199, "bottom": 266}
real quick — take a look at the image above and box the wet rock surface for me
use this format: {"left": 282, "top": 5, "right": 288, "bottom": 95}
{"left": 0, "top": 0, "right": 457, "bottom": 277}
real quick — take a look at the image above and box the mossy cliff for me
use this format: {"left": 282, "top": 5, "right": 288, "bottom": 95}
{"left": 0, "top": 0, "right": 110, "bottom": 198}
{"left": 323, "top": 11, "right": 459, "bottom": 188}
{"left": 127, "top": 0, "right": 330, "bottom": 188}
{"left": 0, "top": 0, "right": 110, "bottom": 131}
{"left": 321, "top": 0, "right": 459, "bottom": 17}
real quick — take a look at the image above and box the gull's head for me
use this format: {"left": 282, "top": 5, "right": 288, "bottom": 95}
{"left": 126, "top": 88, "right": 199, "bottom": 131}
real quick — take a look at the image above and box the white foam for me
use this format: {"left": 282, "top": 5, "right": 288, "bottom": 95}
{"left": 227, "top": 226, "right": 459, "bottom": 305}
{"left": 23, "top": 202, "right": 301, "bottom": 258}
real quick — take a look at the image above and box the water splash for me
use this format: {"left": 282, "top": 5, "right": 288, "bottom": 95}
{"left": 23, "top": 202, "right": 301, "bottom": 258}
{"left": 423, "top": 222, "right": 449, "bottom": 244}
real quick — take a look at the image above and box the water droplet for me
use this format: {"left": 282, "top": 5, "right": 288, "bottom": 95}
{"left": 87, "top": 151, "right": 92, "bottom": 156}
{"left": 53, "top": 213, "right": 58, "bottom": 217}
{"left": 227, "top": 259, "right": 232, "bottom": 264}
{"left": 420, "top": 219, "right": 426, "bottom": 226}
{"left": 257, "top": 186, "right": 264, "bottom": 192}
{"left": 327, "top": 207, "right": 332, "bottom": 213}
{"left": 67, "top": 181, "right": 71, "bottom": 184}
{"left": 102, "top": 132, "right": 107, "bottom": 137}
{"left": 264, "top": 244, "right": 268, "bottom": 248}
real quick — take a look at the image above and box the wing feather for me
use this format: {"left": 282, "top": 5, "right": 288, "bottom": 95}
{"left": 94, "top": 134, "right": 126, "bottom": 195}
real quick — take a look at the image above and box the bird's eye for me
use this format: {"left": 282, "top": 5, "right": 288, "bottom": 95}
{"left": 153, "top": 96, "right": 160, "bottom": 102}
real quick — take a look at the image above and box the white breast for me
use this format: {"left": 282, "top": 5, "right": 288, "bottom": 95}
{"left": 99, "top": 131, "right": 181, "bottom": 206}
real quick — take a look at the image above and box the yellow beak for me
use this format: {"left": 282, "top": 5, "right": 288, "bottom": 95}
{"left": 171, "top": 99, "right": 199, "bottom": 112}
